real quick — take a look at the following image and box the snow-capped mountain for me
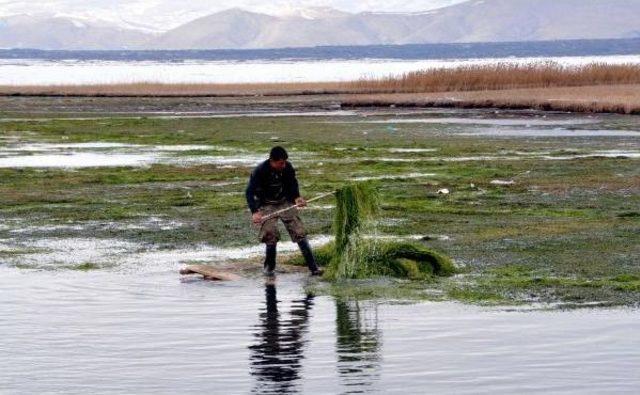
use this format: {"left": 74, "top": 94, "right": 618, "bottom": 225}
{"left": 1, "top": 0, "right": 640, "bottom": 50}
{"left": 0, "top": 14, "right": 153, "bottom": 49}
{"left": 277, "top": 6, "right": 350, "bottom": 20}
{"left": 149, "top": 0, "right": 640, "bottom": 49}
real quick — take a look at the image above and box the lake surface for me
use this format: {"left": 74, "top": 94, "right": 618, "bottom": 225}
{"left": 1, "top": 267, "right": 639, "bottom": 395}
{"left": 3, "top": 38, "right": 640, "bottom": 61}
{"left": 2, "top": 55, "right": 640, "bottom": 85}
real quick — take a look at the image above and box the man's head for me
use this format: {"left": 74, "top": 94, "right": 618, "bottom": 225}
{"left": 269, "top": 146, "right": 288, "bottom": 171}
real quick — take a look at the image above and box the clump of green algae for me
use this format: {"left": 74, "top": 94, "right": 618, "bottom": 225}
{"left": 322, "top": 182, "right": 455, "bottom": 280}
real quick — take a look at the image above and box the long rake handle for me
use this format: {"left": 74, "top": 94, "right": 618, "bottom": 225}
{"left": 259, "top": 191, "right": 335, "bottom": 223}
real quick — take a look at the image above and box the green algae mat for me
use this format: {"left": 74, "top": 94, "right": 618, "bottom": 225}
{"left": 1, "top": 109, "right": 639, "bottom": 306}
{"left": 313, "top": 182, "right": 455, "bottom": 280}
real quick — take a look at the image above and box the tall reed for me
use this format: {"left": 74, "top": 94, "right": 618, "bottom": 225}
{"left": 2, "top": 62, "right": 638, "bottom": 96}
{"left": 346, "top": 62, "right": 640, "bottom": 93}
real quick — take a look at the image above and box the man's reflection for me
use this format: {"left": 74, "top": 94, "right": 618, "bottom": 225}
{"left": 249, "top": 282, "right": 314, "bottom": 394}
{"left": 336, "top": 299, "right": 381, "bottom": 392}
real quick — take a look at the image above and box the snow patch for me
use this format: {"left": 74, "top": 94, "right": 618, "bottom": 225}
{"left": 70, "top": 19, "right": 87, "bottom": 28}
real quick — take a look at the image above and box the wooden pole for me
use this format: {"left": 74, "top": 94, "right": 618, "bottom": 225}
{"left": 259, "top": 191, "right": 335, "bottom": 223}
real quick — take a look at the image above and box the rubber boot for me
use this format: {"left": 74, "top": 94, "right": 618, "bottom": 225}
{"left": 297, "top": 238, "right": 322, "bottom": 275}
{"left": 263, "top": 244, "right": 277, "bottom": 275}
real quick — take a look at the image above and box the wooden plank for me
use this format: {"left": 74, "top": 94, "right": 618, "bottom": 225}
{"left": 179, "top": 265, "right": 242, "bottom": 281}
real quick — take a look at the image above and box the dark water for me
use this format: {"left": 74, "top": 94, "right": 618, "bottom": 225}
{"left": 2, "top": 38, "right": 640, "bottom": 61}
{"left": 1, "top": 266, "right": 638, "bottom": 394}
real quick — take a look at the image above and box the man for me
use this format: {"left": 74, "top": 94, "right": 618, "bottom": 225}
{"left": 245, "top": 146, "right": 322, "bottom": 276}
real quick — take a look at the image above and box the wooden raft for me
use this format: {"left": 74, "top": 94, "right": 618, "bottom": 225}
{"left": 179, "top": 264, "right": 242, "bottom": 281}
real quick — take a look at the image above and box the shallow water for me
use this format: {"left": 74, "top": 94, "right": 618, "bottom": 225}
{"left": 352, "top": 117, "right": 600, "bottom": 126}
{"left": 0, "top": 142, "right": 269, "bottom": 168}
{"left": 1, "top": 266, "right": 638, "bottom": 394}
{"left": 0, "top": 111, "right": 358, "bottom": 123}
{"left": 0, "top": 235, "right": 333, "bottom": 270}
{"left": 0, "top": 152, "right": 158, "bottom": 168}
{"left": 332, "top": 113, "right": 640, "bottom": 139}
{"left": 2, "top": 110, "right": 639, "bottom": 169}
{"left": 460, "top": 128, "right": 640, "bottom": 137}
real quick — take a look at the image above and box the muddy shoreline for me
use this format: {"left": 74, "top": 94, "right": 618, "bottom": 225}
{"left": 0, "top": 95, "right": 345, "bottom": 116}
{"left": 2, "top": 85, "right": 640, "bottom": 117}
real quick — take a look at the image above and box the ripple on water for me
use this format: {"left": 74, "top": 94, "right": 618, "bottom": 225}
{"left": 1, "top": 266, "right": 638, "bottom": 394}
{"left": 0, "top": 235, "right": 333, "bottom": 271}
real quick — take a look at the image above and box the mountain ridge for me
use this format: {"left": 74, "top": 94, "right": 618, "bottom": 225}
{"left": 1, "top": 0, "right": 639, "bottom": 50}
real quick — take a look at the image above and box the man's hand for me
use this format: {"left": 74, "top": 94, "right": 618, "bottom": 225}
{"left": 252, "top": 211, "right": 263, "bottom": 224}
{"left": 295, "top": 197, "right": 307, "bottom": 207}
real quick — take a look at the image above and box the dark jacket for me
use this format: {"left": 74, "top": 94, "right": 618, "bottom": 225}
{"left": 245, "top": 160, "right": 301, "bottom": 213}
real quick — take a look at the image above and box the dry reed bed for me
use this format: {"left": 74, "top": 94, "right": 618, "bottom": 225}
{"left": 1, "top": 62, "right": 639, "bottom": 97}
{"left": 348, "top": 62, "right": 640, "bottom": 93}
{"left": 341, "top": 84, "right": 640, "bottom": 115}
{"left": 0, "top": 82, "right": 346, "bottom": 97}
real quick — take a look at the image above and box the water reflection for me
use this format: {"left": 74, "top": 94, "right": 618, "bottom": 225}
{"left": 249, "top": 282, "right": 314, "bottom": 394}
{"left": 336, "top": 300, "right": 382, "bottom": 393}
{"left": 248, "top": 283, "right": 383, "bottom": 394}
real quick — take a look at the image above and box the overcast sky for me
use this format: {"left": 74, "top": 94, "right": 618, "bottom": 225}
{"left": 0, "top": 0, "right": 468, "bottom": 30}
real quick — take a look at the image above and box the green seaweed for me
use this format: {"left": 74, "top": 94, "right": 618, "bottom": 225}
{"left": 333, "top": 182, "right": 379, "bottom": 254}
{"left": 70, "top": 262, "right": 101, "bottom": 271}
{"left": 322, "top": 183, "right": 455, "bottom": 280}
{"left": 371, "top": 242, "right": 456, "bottom": 278}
